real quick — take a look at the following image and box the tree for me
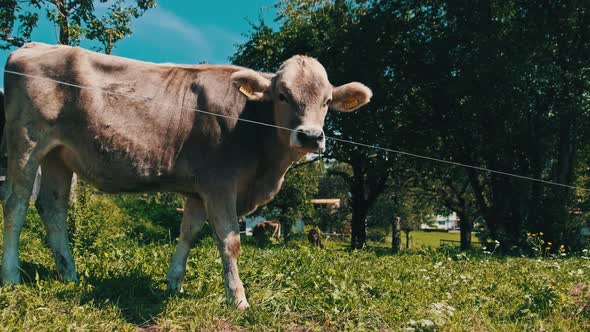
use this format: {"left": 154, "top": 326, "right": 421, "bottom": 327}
{"left": 431, "top": 168, "right": 479, "bottom": 250}
{"left": 317, "top": 161, "right": 352, "bottom": 233}
{"left": 234, "top": 0, "right": 590, "bottom": 252}
{"left": 368, "top": 0, "right": 590, "bottom": 251}
{"left": 0, "top": 0, "right": 155, "bottom": 53}
{"left": 369, "top": 171, "right": 439, "bottom": 250}
{"left": 397, "top": 188, "right": 436, "bottom": 249}
{"left": 256, "top": 160, "right": 321, "bottom": 243}
{"left": 232, "top": 0, "right": 409, "bottom": 249}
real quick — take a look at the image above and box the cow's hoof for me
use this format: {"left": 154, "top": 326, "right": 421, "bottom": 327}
{"left": 236, "top": 299, "right": 250, "bottom": 310}
{"left": 166, "top": 281, "right": 184, "bottom": 294}
{"left": 58, "top": 272, "right": 79, "bottom": 283}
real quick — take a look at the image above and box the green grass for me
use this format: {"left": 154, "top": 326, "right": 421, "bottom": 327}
{"left": 379, "top": 230, "right": 480, "bottom": 249}
{"left": 0, "top": 193, "right": 589, "bottom": 331}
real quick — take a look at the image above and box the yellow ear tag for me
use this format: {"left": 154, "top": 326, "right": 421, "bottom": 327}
{"left": 343, "top": 98, "right": 359, "bottom": 110}
{"left": 239, "top": 83, "right": 254, "bottom": 98}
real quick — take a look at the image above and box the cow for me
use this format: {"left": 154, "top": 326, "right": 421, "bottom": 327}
{"left": 1, "top": 42, "right": 372, "bottom": 309}
{"left": 308, "top": 228, "right": 323, "bottom": 248}
{"left": 252, "top": 220, "right": 281, "bottom": 240}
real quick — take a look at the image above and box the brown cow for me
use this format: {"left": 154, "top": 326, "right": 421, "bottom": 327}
{"left": 1, "top": 42, "right": 372, "bottom": 309}
{"left": 252, "top": 220, "right": 281, "bottom": 240}
{"left": 308, "top": 228, "right": 323, "bottom": 248}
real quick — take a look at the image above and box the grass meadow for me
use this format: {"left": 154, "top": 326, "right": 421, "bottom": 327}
{"left": 0, "top": 190, "right": 589, "bottom": 331}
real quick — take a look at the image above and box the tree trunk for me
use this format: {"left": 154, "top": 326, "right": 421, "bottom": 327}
{"left": 56, "top": 0, "right": 70, "bottom": 45}
{"left": 404, "top": 230, "right": 411, "bottom": 249}
{"left": 392, "top": 217, "right": 401, "bottom": 252}
{"left": 350, "top": 206, "right": 368, "bottom": 249}
{"left": 548, "top": 110, "right": 575, "bottom": 245}
{"left": 456, "top": 211, "right": 472, "bottom": 250}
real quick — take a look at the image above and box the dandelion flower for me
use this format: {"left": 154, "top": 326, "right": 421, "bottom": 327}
{"left": 540, "top": 232, "right": 544, "bottom": 236}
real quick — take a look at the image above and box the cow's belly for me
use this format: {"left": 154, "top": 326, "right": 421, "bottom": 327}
{"left": 55, "top": 145, "right": 188, "bottom": 193}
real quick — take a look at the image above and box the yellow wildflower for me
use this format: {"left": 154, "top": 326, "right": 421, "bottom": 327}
{"left": 540, "top": 232, "right": 544, "bottom": 236}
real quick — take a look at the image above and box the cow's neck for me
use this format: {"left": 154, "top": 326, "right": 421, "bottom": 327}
{"left": 260, "top": 112, "right": 307, "bottom": 178}
{"left": 261, "top": 136, "right": 303, "bottom": 177}
{"left": 242, "top": 100, "right": 304, "bottom": 172}
{"left": 235, "top": 102, "right": 307, "bottom": 215}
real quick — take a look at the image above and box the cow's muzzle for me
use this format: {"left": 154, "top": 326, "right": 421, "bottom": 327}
{"left": 291, "top": 126, "right": 326, "bottom": 152}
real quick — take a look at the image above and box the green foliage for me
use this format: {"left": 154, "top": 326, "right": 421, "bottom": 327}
{"left": 1, "top": 192, "right": 589, "bottom": 330}
{"left": 67, "top": 182, "right": 127, "bottom": 255}
{"left": 364, "top": 0, "right": 590, "bottom": 250}
{"left": 0, "top": 0, "right": 155, "bottom": 52}
{"left": 234, "top": 0, "right": 590, "bottom": 251}
{"left": 317, "top": 161, "right": 352, "bottom": 232}
{"left": 519, "top": 285, "right": 559, "bottom": 318}
{"left": 113, "top": 192, "right": 184, "bottom": 244}
{"left": 257, "top": 161, "right": 321, "bottom": 241}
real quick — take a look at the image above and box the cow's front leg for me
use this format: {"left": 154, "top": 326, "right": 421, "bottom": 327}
{"left": 205, "top": 195, "right": 249, "bottom": 310}
{"left": 167, "top": 196, "right": 206, "bottom": 293}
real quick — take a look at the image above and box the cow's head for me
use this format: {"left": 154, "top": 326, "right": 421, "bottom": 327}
{"left": 231, "top": 55, "right": 372, "bottom": 153}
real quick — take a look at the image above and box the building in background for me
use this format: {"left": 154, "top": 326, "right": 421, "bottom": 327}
{"left": 421, "top": 213, "right": 460, "bottom": 231}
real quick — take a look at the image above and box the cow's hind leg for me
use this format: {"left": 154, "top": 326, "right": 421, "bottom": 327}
{"left": 1, "top": 138, "right": 41, "bottom": 284}
{"left": 167, "top": 196, "right": 206, "bottom": 292}
{"left": 35, "top": 150, "right": 78, "bottom": 282}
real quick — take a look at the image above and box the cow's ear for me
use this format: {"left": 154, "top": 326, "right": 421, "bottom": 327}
{"left": 330, "top": 82, "right": 372, "bottom": 112}
{"left": 231, "top": 69, "right": 271, "bottom": 101}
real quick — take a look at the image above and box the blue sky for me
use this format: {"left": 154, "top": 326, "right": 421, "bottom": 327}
{"left": 0, "top": 1, "right": 279, "bottom": 88}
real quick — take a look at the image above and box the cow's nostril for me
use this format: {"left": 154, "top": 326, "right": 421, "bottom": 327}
{"left": 295, "top": 128, "right": 325, "bottom": 149}
{"left": 297, "top": 131, "right": 307, "bottom": 143}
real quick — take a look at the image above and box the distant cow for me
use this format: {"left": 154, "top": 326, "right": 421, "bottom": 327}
{"left": 252, "top": 220, "right": 281, "bottom": 240}
{"left": 1, "top": 42, "right": 372, "bottom": 309}
{"left": 308, "top": 229, "right": 323, "bottom": 248}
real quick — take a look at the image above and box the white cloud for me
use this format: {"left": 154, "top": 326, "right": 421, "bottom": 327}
{"left": 140, "top": 7, "right": 211, "bottom": 50}
{"left": 121, "top": 5, "right": 244, "bottom": 64}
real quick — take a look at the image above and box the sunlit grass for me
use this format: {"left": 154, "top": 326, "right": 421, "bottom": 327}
{"left": 0, "top": 195, "right": 588, "bottom": 331}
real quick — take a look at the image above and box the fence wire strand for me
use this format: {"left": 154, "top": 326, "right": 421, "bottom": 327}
{"left": 4, "top": 69, "right": 589, "bottom": 192}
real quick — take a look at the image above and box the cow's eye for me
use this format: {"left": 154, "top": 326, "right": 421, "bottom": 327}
{"left": 325, "top": 99, "right": 332, "bottom": 106}
{"left": 279, "top": 93, "right": 287, "bottom": 102}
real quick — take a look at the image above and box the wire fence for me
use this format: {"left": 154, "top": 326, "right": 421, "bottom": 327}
{"left": 3, "top": 69, "right": 589, "bottom": 192}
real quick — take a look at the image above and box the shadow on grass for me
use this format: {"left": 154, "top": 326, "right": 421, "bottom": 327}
{"left": 18, "top": 261, "right": 55, "bottom": 283}
{"left": 4, "top": 261, "right": 174, "bottom": 327}
{"left": 81, "top": 270, "right": 171, "bottom": 326}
